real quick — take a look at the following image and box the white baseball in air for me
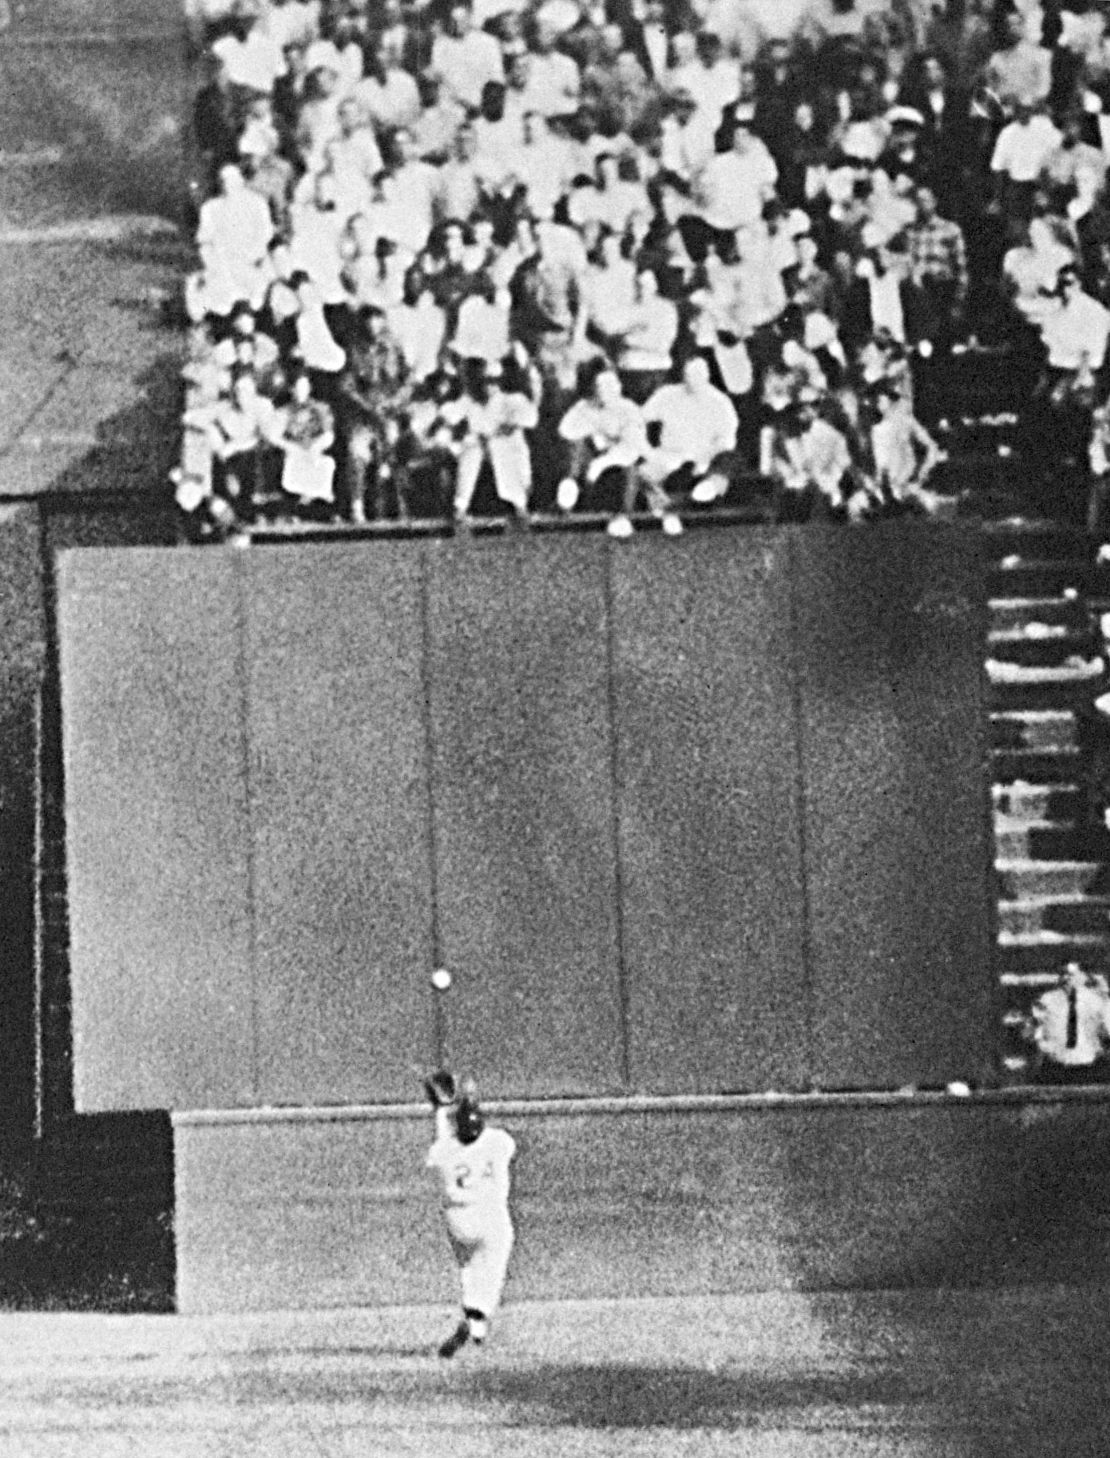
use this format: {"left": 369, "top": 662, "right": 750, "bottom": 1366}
{"left": 431, "top": 968, "right": 452, "bottom": 991}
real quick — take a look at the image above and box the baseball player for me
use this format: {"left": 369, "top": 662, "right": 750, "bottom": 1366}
{"left": 424, "top": 1071, "right": 517, "bottom": 1358}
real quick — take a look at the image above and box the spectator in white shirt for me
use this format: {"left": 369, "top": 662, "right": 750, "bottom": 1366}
{"left": 431, "top": 4, "right": 506, "bottom": 112}
{"left": 680, "top": 114, "right": 778, "bottom": 260}
{"left": 990, "top": 102, "right": 1063, "bottom": 220}
{"left": 413, "top": 70, "right": 468, "bottom": 163}
{"left": 387, "top": 129, "right": 440, "bottom": 256}
{"left": 522, "top": 16, "right": 581, "bottom": 116}
{"left": 641, "top": 354, "right": 739, "bottom": 503}
{"left": 557, "top": 359, "right": 654, "bottom": 532}
{"left": 326, "top": 97, "right": 384, "bottom": 208}
{"left": 1039, "top": 265, "right": 1110, "bottom": 374}
{"left": 617, "top": 267, "right": 680, "bottom": 402}
{"left": 295, "top": 64, "right": 345, "bottom": 172}
{"left": 659, "top": 88, "right": 718, "bottom": 187}
{"left": 769, "top": 399, "right": 854, "bottom": 521}
{"left": 515, "top": 111, "right": 573, "bottom": 218}
{"left": 211, "top": 11, "right": 287, "bottom": 95}
{"left": 197, "top": 163, "right": 275, "bottom": 316}
{"left": 288, "top": 170, "right": 348, "bottom": 306}
{"left": 354, "top": 36, "right": 422, "bottom": 133}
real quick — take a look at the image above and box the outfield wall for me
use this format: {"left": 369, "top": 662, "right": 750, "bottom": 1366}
{"left": 57, "top": 524, "right": 996, "bottom": 1113}
{"left": 173, "top": 1092, "right": 1110, "bottom": 1313}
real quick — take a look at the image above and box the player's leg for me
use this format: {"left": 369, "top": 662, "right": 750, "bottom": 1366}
{"left": 458, "top": 1219, "right": 514, "bottom": 1343}
{"left": 438, "top": 1228, "right": 480, "bottom": 1358}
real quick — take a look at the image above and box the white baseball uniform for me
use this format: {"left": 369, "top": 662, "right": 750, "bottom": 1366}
{"left": 426, "top": 1110, "right": 516, "bottom": 1319}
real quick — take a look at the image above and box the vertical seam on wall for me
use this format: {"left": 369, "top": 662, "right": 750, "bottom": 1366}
{"left": 603, "top": 541, "right": 632, "bottom": 1092}
{"left": 233, "top": 551, "right": 261, "bottom": 1105}
{"left": 417, "top": 543, "right": 446, "bottom": 1064}
{"left": 786, "top": 528, "right": 817, "bottom": 1088}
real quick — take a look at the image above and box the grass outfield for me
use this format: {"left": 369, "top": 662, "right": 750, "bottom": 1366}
{"left": 0, "top": 1287, "right": 1106, "bottom": 1457}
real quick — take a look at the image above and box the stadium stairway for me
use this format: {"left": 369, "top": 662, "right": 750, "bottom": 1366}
{"left": 986, "top": 519, "right": 1110, "bottom": 1080}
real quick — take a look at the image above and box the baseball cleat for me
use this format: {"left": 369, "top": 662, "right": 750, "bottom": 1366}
{"left": 438, "top": 1320, "right": 471, "bottom": 1359}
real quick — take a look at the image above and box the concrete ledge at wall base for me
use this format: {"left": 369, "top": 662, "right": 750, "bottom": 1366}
{"left": 173, "top": 1095, "right": 1110, "bottom": 1315}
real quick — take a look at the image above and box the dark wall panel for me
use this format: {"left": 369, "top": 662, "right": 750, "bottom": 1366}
{"left": 610, "top": 531, "right": 809, "bottom": 1094}
{"left": 791, "top": 524, "right": 995, "bottom": 1089}
{"left": 246, "top": 544, "right": 435, "bottom": 1105}
{"left": 58, "top": 549, "right": 255, "bottom": 1111}
{"left": 425, "top": 537, "right": 625, "bottom": 1098}
{"left": 0, "top": 506, "right": 46, "bottom": 1137}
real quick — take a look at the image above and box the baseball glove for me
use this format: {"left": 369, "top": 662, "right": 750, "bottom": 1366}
{"left": 423, "top": 1069, "right": 457, "bottom": 1108}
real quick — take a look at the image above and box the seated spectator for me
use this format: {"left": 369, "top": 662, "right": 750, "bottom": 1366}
{"left": 1039, "top": 263, "right": 1110, "bottom": 380}
{"left": 1003, "top": 212, "right": 1079, "bottom": 327}
{"left": 990, "top": 101, "right": 1063, "bottom": 221}
{"left": 290, "top": 272, "right": 347, "bottom": 399}
{"left": 452, "top": 276, "right": 513, "bottom": 364}
{"left": 354, "top": 34, "right": 422, "bottom": 133}
{"left": 294, "top": 64, "right": 345, "bottom": 173}
{"left": 688, "top": 248, "right": 756, "bottom": 401}
{"left": 210, "top": 6, "right": 288, "bottom": 97}
{"left": 523, "top": 13, "right": 582, "bottom": 117}
{"left": 207, "top": 370, "right": 282, "bottom": 525}
{"left": 431, "top": 3, "right": 506, "bottom": 112}
{"left": 767, "top": 396, "right": 855, "bottom": 521}
{"left": 337, "top": 304, "right": 413, "bottom": 521}
{"left": 581, "top": 228, "right": 639, "bottom": 344}
{"left": 860, "top": 383, "right": 945, "bottom": 517}
{"left": 682, "top": 109, "right": 780, "bottom": 258}
{"left": 193, "top": 50, "right": 244, "bottom": 192}
{"left": 841, "top": 235, "right": 911, "bottom": 351}
{"left": 557, "top": 359, "right": 671, "bottom": 535}
{"left": 981, "top": 7, "right": 1052, "bottom": 117}
{"left": 413, "top": 70, "right": 468, "bottom": 164}
{"left": 1039, "top": 108, "right": 1107, "bottom": 218}
{"left": 386, "top": 128, "right": 440, "bottom": 256}
{"left": 440, "top": 355, "right": 539, "bottom": 523}
{"left": 196, "top": 162, "right": 275, "bottom": 317}
{"left": 514, "top": 111, "right": 575, "bottom": 219}
{"left": 328, "top": 95, "right": 385, "bottom": 203}
{"left": 641, "top": 355, "right": 740, "bottom": 506}
{"left": 785, "top": 230, "right": 841, "bottom": 318}
{"left": 271, "top": 371, "right": 337, "bottom": 512}
{"left": 615, "top": 265, "right": 680, "bottom": 404}
{"left": 389, "top": 272, "right": 448, "bottom": 384}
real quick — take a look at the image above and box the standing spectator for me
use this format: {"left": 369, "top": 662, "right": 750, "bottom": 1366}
{"left": 904, "top": 183, "right": 968, "bottom": 347}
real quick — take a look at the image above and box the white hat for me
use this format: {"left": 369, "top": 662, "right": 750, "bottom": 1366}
{"left": 885, "top": 104, "right": 925, "bottom": 129}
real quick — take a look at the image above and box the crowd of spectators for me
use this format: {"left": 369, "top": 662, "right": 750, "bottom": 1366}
{"left": 172, "top": 0, "right": 1110, "bottom": 539}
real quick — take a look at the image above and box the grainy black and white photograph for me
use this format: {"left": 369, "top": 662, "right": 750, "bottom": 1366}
{"left": 3, "top": 0, "right": 1110, "bottom": 1452}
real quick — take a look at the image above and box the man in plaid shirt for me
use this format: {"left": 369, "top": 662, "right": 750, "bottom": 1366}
{"left": 904, "top": 185, "right": 968, "bottom": 349}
